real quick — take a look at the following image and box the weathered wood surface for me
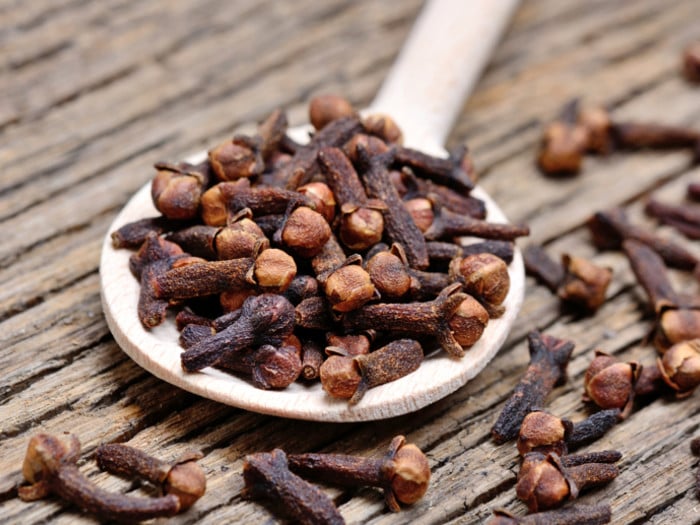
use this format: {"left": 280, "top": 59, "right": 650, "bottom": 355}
{"left": 1, "top": 0, "right": 700, "bottom": 523}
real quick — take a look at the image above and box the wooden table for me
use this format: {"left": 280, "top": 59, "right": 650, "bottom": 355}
{"left": 2, "top": 0, "right": 700, "bottom": 523}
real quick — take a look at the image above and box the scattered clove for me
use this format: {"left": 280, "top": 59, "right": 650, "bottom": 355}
{"left": 516, "top": 452, "right": 618, "bottom": 512}
{"left": 242, "top": 449, "right": 345, "bottom": 525}
{"left": 589, "top": 207, "right": 698, "bottom": 270}
{"left": 491, "top": 331, "right": 575, "bottom": 444}
{"left": 537, "top": 99, "right": 589, "bottom": 175}
{"left": 19, "top": 433, "right": 182, "bottom": 522}
{"left": 300, "top": 339, "right": 324, "bottom": 381}
{"left": 657, "top": 339, "right": 700, "bottom": 398}
{"left": 683, "top": 42, "right": 700, "bottom": 83}
{"left": 583, "top": 350, "right": 640, "bottom": 418}
{"left": 645, "top": 198, "right": 700, "bottom": 240}
{"left": 151, "top": 161, "right": 212, "bottom": 220}
{"left": 523, "top": 244, "right": 565, "bottom": 293}
{"left": 287, "top": 435, "right": 430, "bottom": 512}
{"left": 623, "top": 239, "right": 700, "bottom": 352}
{"left": 488, "top": 503, "right": 612, "bottom": 525}
{"left": 309, "top": 93, "right": 357, "bottom": 131}
{"left": 557, "top": 254, "right": 612, "bottom": 313}
{"left": 95, "top": 443, "right": 206, "bottom": 510}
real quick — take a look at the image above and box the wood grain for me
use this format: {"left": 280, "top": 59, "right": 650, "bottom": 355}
{"left": 2, "top": 0, "right": 700, "bottom": 523}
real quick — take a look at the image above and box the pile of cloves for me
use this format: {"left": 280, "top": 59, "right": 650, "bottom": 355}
{"left": 111, "top": 94, "right": 530, "bottom": 402}
{"left": 489, "top": 331, "right": 621, "bottom": 522}
{"left": 537, "top": 99, "right": 700, "bottom": 176}
{"left": 242, "top": 435, "right": 430, "bottom": 523}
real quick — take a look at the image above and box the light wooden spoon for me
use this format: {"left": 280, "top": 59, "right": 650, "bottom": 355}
{"left": 100, "top": 0, "right": 523, "bottom": 422}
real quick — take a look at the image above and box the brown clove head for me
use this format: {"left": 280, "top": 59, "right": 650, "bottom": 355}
{"left": 657, "top": 339, "right": 700, "bottom": 398}
{"left": 656, "top": 308, "right": 700, "bottom": 353}
{"left": 403, "top": 197, "right": 435, "bottom": 233}
{"left": 208, "top": 136, "right": 264, "bottom": 181}
{"left": 281, "top": 206, "right": 332, "bottom": 257}
{"left": 387, "top": 439, "right": 430, "bottom": 506}
{"left": 362, "top": 113, "right": 404, "bottom": 144}
{"left": 253, "top": 248, "right": 297, "bottom": 292}
{"left": 516, "top": 452, "right": 571, "bottom": 512}
{"left": 151, "top": 166, "right": 204, "bottom": 220}
{"left": 448, "top": 295, "right": 490, "bottom": 348}
{"left": 324, "top": 263, "right": 378, "bottom": 312}
{"left": 557, "top": 254, "right": 612, "bottom": 312}
{"left": 578, "top": 106, "right": 613, "bottom": 154}
{"left": 340, "top": 206, "right": 385, "bottom": 251}
{"left": 456, "top": 253, "right": 511, "bottom": 307}
{"left": 164, "top": 455, "right": 207, "bottom": 510}
{"left": 319, "top": 355, "right": 362, "bottom": 399}
{"left": 583, "top": 351, "right": 639, "bottom": 418}
{"left": 21, "top": 433, "right": 81, "bottom": 495}
{"left": 309, "top": 94, "right": 357, "bottom": 130}
{"left": 367, "top": 250, "right": 413, "bottom": 299}
{"left": 297, "top": 182, "right": 337, "bottom": 223}
{"left": 517, "top": 411, "right": 570, "bottom": 457}
{"left": 537, "top": 121, "right": 589, "bottom": 175}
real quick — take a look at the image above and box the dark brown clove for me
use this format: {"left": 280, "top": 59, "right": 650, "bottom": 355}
{"left": 589, "top": 208, "right": 698, "bottom": 270}
{"left": 112, "top": 216, "right": 188, "bottom": 249}
{"left": 692, "top": 435, "right": 700, "bottom": 500}
{"left": 221, "top": 184, "right": 314, "bottom": 217}
{"left": 688, "top": 182, "right": 700, "bottom": 201}
{"left": 283, "top": 116, "right": 363, "bottom": 190}
{"left": 257, "top": 108, "right": 289, "bottom": 161}
{"left": 491, "top": 332, "right": 575, "bottom": 444}
{"left": 645, "top": 198, "right": 700, "bottom": 240}
{"left": 611, "top": 122, "right": 699, "bottom": 150}
{"left": 426, "top": 240, "right": 515, "bottom": 265}
{"left": 317, "top": 146, "right": 385, "bottom": 250}
{"left": 153, "top": 257, "right": 254, "bottom": 300}
{"left": 208, "top": 135, "right": 264, "bottom": 181}
{"left": 358, "top": 146, "right": 430, "bottom": 269}
{"left": 325, "top": 332, "right": 372, "bottom": 356}
{"left": 287, "top": 435, "right": 430, "bottom": 512}
{"left": 181, "top": 294, "right": 295, "bottom": 372}
{"left": 566, "top": 409, "right": 620, "bottom": 449}
{"left": 242, "top": 449, "right": 345, "bottom": 525}
{"left": 537, "top": 99, "right": 589, "bottom": 175}
{"left": 583, "top": 351, "right": 640, "bottom": 418}
{"left": 297, "top": 182, "right": 337, "bottom": 223}
{"left": 179, "top": 323, "right": 215, "bottom": 348}
{"left": 216, "top": 342, "right": 303, "bottom": 389}
{"left": 95, "top": 444, "right": 206, "bottom": 510}
{"left": 199, "top": 178, "right": 251, "bottom": 226}
{"left": 523, "top": 244, "right": 565, "bottom": 293}
{"left": 362, "top": 113, "right": 403, "bottom": 144}
{"left": 295, "top": 296, "right": 336, "bottom": 331}
{"left": 283, "top": 275, "right": 320, "bottom": 305}
{"left": 424, "top": 199, "right": 530, "bottom": 243}
{"left": 393, "top": 145, "right": 474, "bottom": 193}
{"left": 151, "top": 161, "right": 212, "bottom": 220}
{"left": 18, "top": 433, "right": 182, "bottom": 522}
{"left": 683, "top": 42, "right": 700, "bottom": 83}
{"left": 623, "top": 239, "right": 700, "bottom": 352}
{"left": 488, "top": 503, "right": 612, "bottom": 525}
{"left": 557, "top": 254, "right": 612, "bottom": 312}
{"left": 320, "top": 339, "right": 423, "bottom": 404}
{"left": 277, "top": 206, "right": 332, "bottom": 258}
{"left": 516, "top": 452, "right": 619, "bottom": 512}
{"left": 452, "top": 253, "right": 511, "bottom": 315}
{"left": 343, "top": 283, "right": 488, "bottom": 357}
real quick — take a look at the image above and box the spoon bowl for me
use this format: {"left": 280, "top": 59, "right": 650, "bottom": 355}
{"left": 100, "top": 0, "right": 523, "bottom": 421}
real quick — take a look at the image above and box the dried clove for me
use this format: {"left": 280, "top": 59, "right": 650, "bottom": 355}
{"left": 287, "top": 435, "right": 430, "bottom": 512}
{"left": 295, "top": 296, "right": 336, "bottom": 331}
{"left": 297, "top": 181, "right": 337, "bottom": 223}
{"left": 18, "top": 433, "right": 182, "bottom": 522}
{"left": 283, "top": 275, "right": 320, "bottom": 305}
{"left": 95, "top": 444, "right": 206, "bottom": 510}
{"left": 426, "top": 240, "right": 515, "bottom": 265}
{"left": 424, "top": 199, "right": 530, "bottom": 243}
{"left": 583, "top": 351, "right": 639, "bottom": 418}
{"left": 657, "top": 339, "right": 700, "bottom": 398}
{"left": 488, "top": 503, "right": 612, "bottom": 525}
{"left": 179, "top": 324, "right": 215, "bottom": 348}
{"left": 326, "top": 332, "right": 372, "bottom": 356}
{"left": 537, "top": 99, "right": 589, "bottom": 175}
{"left": 153, "top": 257, "right": 254, "bottom": 300}
{"left": 181, "top": 294, "right": 294, "bottom": 372}
{"left": 112, "top": 216, "right": 187, "bottom": 249}
{"left": 517, "top": 409, "right": 620, "bottom": 457}
{"left": 578, "top": 106, "right": 614, "bottom": 155}
{"left": 309, "top": 94, "right": 357, "bottom": 131}
{"left": 362, "top": 113, "right": 403, "bottom": 144}
{"left": 610, "top": 121, "right": 699, "bottom": 150}
{"left": 589, "top": 208, "right": 698, "bottom": 270}
{"left": 317, "top": 146, "right": 385, "bottom": 250}
{"left": 200, "top": 178, "right": 251, "bottom": 226}
{"left": 343, "top": 283, "right": 488, "bottom": 357}
{"left": 320, "top": 339, "right": 423, "bottom": 404}
{"left": 216, "top": 342, "right": 302, "bottom": 389}
{"left": 688, "top": 182, "right": 700, "bottom": 201}
{"left": 523, "top": 244, "right": 565, "bottom": 293}
{"left": 623, "top": 239, "right": 700, "bottom": 352}
{"left": 645, "top": 198, "right": 700, "bottom": 240}
{"left": 393, "top": 145, "right": 473, "bottom": 193}
{"left": 242, "top": 449, "right": 345, "bottom": 525}
{"left": 452, "top": 253, "right": 510, "bottom": 315}
{"left": 358, "top": 146, "right": 430, "bottom": 269}
{"left": 276, "top": 206, "right": 332, "bottom": 258}
{"left": 557, "top": 254, "right": 612, "bottom": 312}
{"left": 516, "top": 452, "right": 619, "bottom": 512}
{"left": 151, "top": 161, "right": 212, "bottom": 220}
{"left": 491, "top": 331, "right": 575, "bottom": 444}
{"left": 208, "top": 135, "right": 264, "bottom": 181}
{"left": 559, "top": 450, "right": 622, "bottom": 468}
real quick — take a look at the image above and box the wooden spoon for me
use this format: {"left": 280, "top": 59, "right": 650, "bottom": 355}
{"left": 100, "top": 0, "right": 524, "bottom": 422}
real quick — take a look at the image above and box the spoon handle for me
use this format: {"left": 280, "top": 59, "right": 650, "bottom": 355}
{"left": 368, "top": 0, "right": 519, "bottom": 155}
